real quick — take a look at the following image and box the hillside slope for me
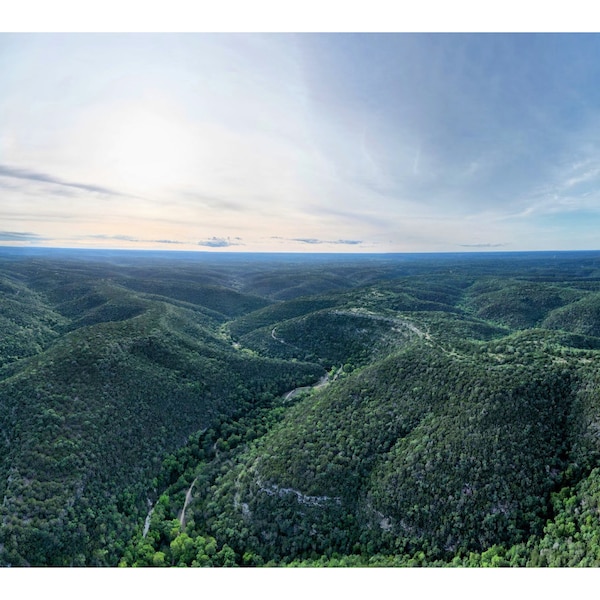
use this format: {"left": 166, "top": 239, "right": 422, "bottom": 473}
{"left": 0, "top": 257, "right": 323, "bottom": 566}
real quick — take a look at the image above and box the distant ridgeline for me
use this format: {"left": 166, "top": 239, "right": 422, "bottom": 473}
{"left": 2, "top": 247, "right": 600, "bottom": 566}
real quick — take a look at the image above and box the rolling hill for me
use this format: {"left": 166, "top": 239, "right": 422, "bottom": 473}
{"left": 3, "top": 248, "right": 600, "bottom": 566}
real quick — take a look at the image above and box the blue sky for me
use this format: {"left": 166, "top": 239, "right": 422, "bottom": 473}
{"left": 2, "top": 30, "right": 600, "bottom": 252}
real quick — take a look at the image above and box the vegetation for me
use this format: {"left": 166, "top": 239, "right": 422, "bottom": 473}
{"left": 3, "top": 248, "right": 600, "bottom": 566}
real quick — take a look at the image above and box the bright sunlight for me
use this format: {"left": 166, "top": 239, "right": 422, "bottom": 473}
{"left": 101, "top": 107, "right": 197, "bottom": 195}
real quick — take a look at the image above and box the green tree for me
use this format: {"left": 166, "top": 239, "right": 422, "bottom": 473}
{"left": 170, "top": 533, "right": 196, "bottom": 566}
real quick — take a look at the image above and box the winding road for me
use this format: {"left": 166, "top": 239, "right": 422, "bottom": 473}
{"left": 176, "top": 369, "right": 337, "bottom": 527}
{"left": 179, "top": 477, "right": 198, "bottom": 528}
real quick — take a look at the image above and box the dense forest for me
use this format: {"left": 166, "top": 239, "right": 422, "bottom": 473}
{"left": 2, "top": 247, "right": 600, "bottom": 566}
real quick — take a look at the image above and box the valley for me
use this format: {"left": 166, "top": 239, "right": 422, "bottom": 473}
{"left": 2, "top": 248, "right": 600, "bottom": 566}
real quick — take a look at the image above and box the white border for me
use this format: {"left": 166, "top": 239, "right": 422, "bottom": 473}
{"left": 1, "top": 1, "right": 599, "bottom": 33}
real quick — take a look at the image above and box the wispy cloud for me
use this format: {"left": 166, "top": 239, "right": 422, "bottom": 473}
{"left": 284, "top": 238, "right": 363, "bottom": 246}
{"left": 89, "top": 234, "right": 139, "bottom": 241}
{"left": 198, "top": 237, "right": 242, "bottom": 248}
{"left": 84, "top": 234, "right": 185, "bottom": 245}
{"left": 333, "top": 239, "right": 362, "bottom": 245}
{"left": 459, "top": 243, "right": 508, "bottom": 248}
{"left": 0, "top": 164, "right": 128, "bottom": 197}
{"left": 292, "top": 238, "right": 322, "bottom": 245}
{"left": 0, "top": 230, "right": 46, "bottom": 242}
{"left": 178, "top": 191, "right": 246, "bottom": 212}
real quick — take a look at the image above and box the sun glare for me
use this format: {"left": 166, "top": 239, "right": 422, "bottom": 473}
{"left": 103, "top": 108, "right": 196, "bottom": 194}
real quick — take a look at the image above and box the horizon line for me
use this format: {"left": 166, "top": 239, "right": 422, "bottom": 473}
{"left": 1, "top": 245, "right": 600, "bottom": 256}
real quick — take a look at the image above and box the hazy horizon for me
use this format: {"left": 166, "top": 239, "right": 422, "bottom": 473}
{"left": 3, "top": 244, "right": 600, "bottom": 258}
{"left": 3, "top": 32, "right": 600, "bottom": 254}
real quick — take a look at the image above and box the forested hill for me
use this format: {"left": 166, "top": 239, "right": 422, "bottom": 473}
{"left": 2, "top": 248, "right": 600, "bottom": 566}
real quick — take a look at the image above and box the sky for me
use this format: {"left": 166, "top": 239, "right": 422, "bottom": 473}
{"left": 3, "top": 27, "right": 600, "bottom": 252}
